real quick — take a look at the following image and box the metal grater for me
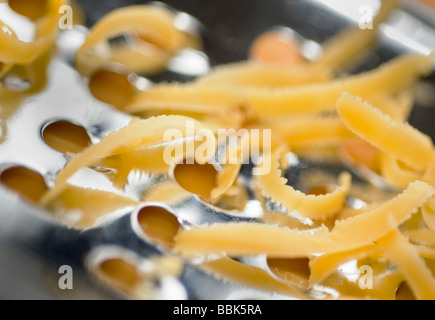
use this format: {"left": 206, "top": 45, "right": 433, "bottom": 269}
{"left": 1, "top": 0, "right": 435, "bottom": 300}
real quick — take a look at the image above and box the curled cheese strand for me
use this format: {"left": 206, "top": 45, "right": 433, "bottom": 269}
{"left": 210, "top": 163, "right": 242, "bottom": 203}
{"left": 125, "top": 102, "right": 251, "bottom": 130}
{"left": 255, "top": 147, "right": 352, "bottom": 220}
{"left": 309, "top": 244, "right": 381, "bottom": 288}
{"left": 0, "top": 0, "right": 65, "bottom": 64}
{"left": 40, "top": 115, "right": 207, "bottom": 206}
{"left": 414, "top": 245, "right": 435, "bottom": 259}
{"left": 175, "top": 223, "right": 334, "bottom": 258}
{"left": 97, "top": 143, "right": 184, "bottom": 189}
{"left": 423, "top": 151, "right": 435, "bottom": 187}
{"left": 312, "top": 231, "right": 435, "bottom": 299}
{"left": 0, "top": 62, "right": 13, "bottom": 79}
{"left": 367, "top": 91, "right": 414, "bottom": 122}
{"left": 272, "top": 116, "right": 354, "bottom": 150}
{"left": 201, "top": 257, "right": 308, "bottom": 299}
{"left": 47, "top": 185, "right": 139, "bottom": 228}
{"left": 376, "top": 229, "right": 435, "bottom": 300}
{"left": 329, "top": 181, "right": 433, "bottom": 245}
{"left": 125, "top": 101, "right": 230, "bottom": 118}
{"left": 337, "top": 93, "right": 434, "bottom": 171}
{"left": 210, "top": 134, "right": 252, "bottom": 202}
{"left": 195, "top": 61, "right": 331, "bottom": 88}
{"left": 422, "top": 153, "right": 435, "bottom": 230}
{"left": 404, "top": 228, "right": 435, "bottom": 247}
{"left": 129, "top": 54, "right": 433, "bottom": 116}
{"left": 0, "top": 22, "right": 16, "bottom": 78}
{"left": 173, "top": 181, "right": 434, "bottom": 257}
{"left": 380, "top": 152, "right": 423, "bottom": 189}
{"left": 75, "top": 5, "right": 184, "bottom": 75}
{"left": 421, "top": 198, "right": 435, "bottom": 231}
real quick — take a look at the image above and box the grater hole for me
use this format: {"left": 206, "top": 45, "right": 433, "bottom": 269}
{"left": 98, "top": 257, "right": 143, "bottom": 291}
{"left": 42, "top": 120, "right": 91, "bottom": 155}
{"left": 137, "top": 206, "right": 181, "bottom": 250}
{"left": 8, "top": 0, "right": 48, "bottom": 20}
{"left": 173, "top": 160, "right": 218, "bottom": 201}
{"left": 0, "top": 166, "right": 48, "bottom": 203}
{"left": 306, "top": 185, "right": 332, "bottom": 196}
{"left": 88, "top": 69, "right": 134, "bottom": 109}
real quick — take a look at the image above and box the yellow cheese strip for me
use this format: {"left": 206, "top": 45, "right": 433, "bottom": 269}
{"left": 376, "top": 229, "right": 435, "bottom": 300}
{"left": 422, "top": 153, "right": 435, "bottom": 229}
{"left": 309, "top": 245, "right": 381, "bottom": 287}
{"left": 0, "top": 0, "right": 65, "bottom": 64}
{"left": 129, "top": 54, "right": 433, "bottom": 116}
{"left": 40, "top": 115, "right": 207, "bottom": 205}
{"left": 175, "top": 223, "right": 334, "bottom": 258}
{"left": 210, "top": 163, "right": 242, "bottom": 203}
{"left": 195, "top": 61, "right": 331, "bottom": 88}
{"left": 75, "top": 5, "right": 183, "bottom": 75}
{"left": 102, "top": 136, "right": 238, "bottom": 203}
{"left": 329, "top": 181, "right": 433, "bottom": 244}
{"left": 336, "top": 93, "right": 434, "bottom": 171}
{"left": 323, "top": 260, "right": 404, "bottom": 300}
{"left": 314, "top": 0, "right": 398, "bottom": 70}
{"left": 200, "top": 257, "right": 308, "bottom": 299}
{"left": 404, "top": 228, "right": 435, "bottom": 246}
{"left": 380, "top": 152, "right": 423, "bottom": 189}
{"left": 47, "top": 185, "right": 138, "bottom": 228}
{"left": 125, "top": 101, "right": 229, "bottom": 118}
{"left": 255, "top": 147, "right": 352, "bottom": 220}
{"left": 310, "top": 245, "right": 404, "bottom": 300}
{"left": 260, "top": 210, "right": 314, "bottom": 231}
{"left": 421, "top": 198, "right": 435, "bottom": 231}
{"left": 0, "top": 62, "right": 13, "bottom": 79}
{"left": 414, "top": 245, "right": 435, "bottom": 259}
{"left": 0, "top": 21, "right": 16, "bottom": 78}
{"left": 104, "top": 44, "right": 170, "bottom": 76}
{"left": 125, "top": 101, "right": 253, "bottom": 132}
{"left": 272, "top": 116, "right": 354, "bottom": 150}
{"left": 97, "top": 143, "right": 181, "bottom": 189}
{"left": 367, "top": 91, "right": 414, "bottom": 122}
{"left": 141, "top": 180, "right": 191, "bottom": 205}
{"left": 174, "top": 181, "right": 434, "bottom": 257}
{"left": 210, "top": 134, "right": 251, "bottom": 202}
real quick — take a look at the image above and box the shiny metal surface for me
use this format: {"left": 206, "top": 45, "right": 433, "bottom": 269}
{"left": 0, "top": 0, "right": 434, "bottom": 300}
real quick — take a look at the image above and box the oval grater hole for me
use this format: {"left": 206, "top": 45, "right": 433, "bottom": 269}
{"left": 8, "top": 0, "right": 48, "bottom": 20}
{"left": 135, "top": 205, "right": 181, "bottom": 250}
{"left": 42, "top": 120, "right": 91, "bottom": 155}
{"left": 88, "top": 68, "right": 135, "bottom": 109}
{"left": 98, "top": 257, "right": 144, "bottom": 292}
{"left": 0, "top": 165, "right": 48, "bottom": 203}
{"left": 86, "top": 245, "right": 187, "bottom": 299}
{"left": 173, "top": 159, "right": 219, "bottom": 202}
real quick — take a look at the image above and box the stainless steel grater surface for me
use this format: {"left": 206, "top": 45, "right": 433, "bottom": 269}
{"left": 1, "top": 0, "right": 435, "bottom": 300}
